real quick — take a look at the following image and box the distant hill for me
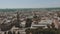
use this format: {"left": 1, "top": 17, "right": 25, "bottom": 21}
{"left": 0, "top": 7, "right": 60, "bottom": 12}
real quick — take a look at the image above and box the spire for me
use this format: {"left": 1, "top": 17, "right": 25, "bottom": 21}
{"left": 15, "top": 11, "right": 21, "bottom": 28}
{"left": 17, "top": 11, "right": 20, "bottom": 23}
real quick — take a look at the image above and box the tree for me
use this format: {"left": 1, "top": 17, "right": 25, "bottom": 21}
{"left": 25, "top": 18, "right": 32, "bottom": 27}
{"left": 51, "top": 23, "right": 55, "bottom": 29}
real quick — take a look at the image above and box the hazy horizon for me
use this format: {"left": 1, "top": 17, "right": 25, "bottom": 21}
{"left": 0, "top": 0, "right": 60, "bottom": 9}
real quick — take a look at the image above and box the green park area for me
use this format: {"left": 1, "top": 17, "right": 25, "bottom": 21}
{"left": 25, "top": 27, "right": 60, "bottom": 34}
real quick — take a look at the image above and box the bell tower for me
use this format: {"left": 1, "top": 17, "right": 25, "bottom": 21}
{"left": 15, "top": 11, "right": 21, "bottom": 28}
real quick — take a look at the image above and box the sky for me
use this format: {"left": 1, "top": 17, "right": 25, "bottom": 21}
{"left": 0, "top": 0, "right": 60, "bottom": 8}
